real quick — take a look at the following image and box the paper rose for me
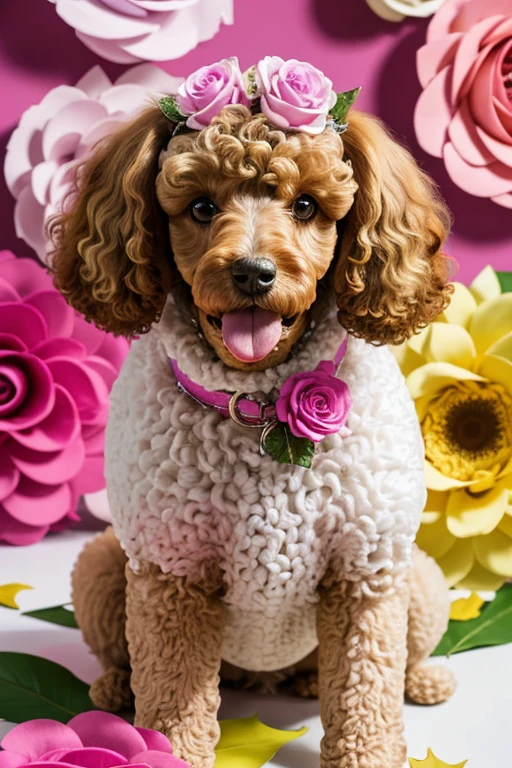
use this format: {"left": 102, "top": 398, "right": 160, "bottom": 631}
{"left": 47, "top": 0, "right": 233, "bottom": 64}
{"left": 276, "top": 362, "right": 352, "bottom": 443}
{"left": 0, "top": 711, "right": 189, "bottom": 767}
{"left": 365, "top": 0, "right": 445, "bottom": 22}
{"left": 254, "top": 56, "right": 337, "bottom": 135}
{"left": 5, "top": 64, "right": 183, "bottom": 263}
{"left": 0, "top": 251, "right": 129, "bottom": 546}
{"left": 394, "top": 266, "right": 512, "bottom": 591}
{"left": 415, "top": 0, "right": 512, "bottom": 207}
{"left": 177, "top": 57, "right": 250, "bottom": 130}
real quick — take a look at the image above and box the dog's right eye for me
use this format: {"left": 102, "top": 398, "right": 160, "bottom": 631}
{"left": 189, "top": 197, "right": 218, "bottom": 223}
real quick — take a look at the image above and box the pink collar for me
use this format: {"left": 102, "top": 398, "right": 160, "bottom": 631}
{"left": 170, "top": 337, "right": 348, "bottom": 429}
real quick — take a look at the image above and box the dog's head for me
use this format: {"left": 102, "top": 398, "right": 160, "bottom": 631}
{"left": 50, "top": 101, "right": 452, "bottom": 371}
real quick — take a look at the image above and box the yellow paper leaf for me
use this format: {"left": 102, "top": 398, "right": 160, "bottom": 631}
{"left": 0, "top": 583, "right": 33, "bottom": 609}
{"left": 450, "top": 593, "right": 485, "bottom": 621}
{"left": 409, "top": 748, "right": 468, "bottom": 768}
{"left": 215, "top": 714, "right": 307, "bottom": 768}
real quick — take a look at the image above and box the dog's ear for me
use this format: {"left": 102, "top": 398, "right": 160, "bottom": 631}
{"left": 50, "top": 106, "right": 173, "bottom": 337}
{"left": 334, "top": 110, "right": 452, "bottom": 345}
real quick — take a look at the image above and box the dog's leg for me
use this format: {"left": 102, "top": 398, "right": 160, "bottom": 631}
{"left": 406, "top": 546, "right": 456, "bottom": 704}
{"left": 72, "top": 527, "right": 132, "bottom": 711}
{"left": 125, "top": 562, "right": 224, "bottom": 768}
{"left": 317, "top": 575, "right": 409, "bottom": 768}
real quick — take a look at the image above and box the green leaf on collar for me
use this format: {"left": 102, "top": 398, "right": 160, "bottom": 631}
{"left": 263, "top": 422, "right": 315, "bottom": 468}
{"left": 158, "top": 95, "right": 186, "bottom": 123}
{"left": 330, "top": 87, "right": 362, "bottom": 127}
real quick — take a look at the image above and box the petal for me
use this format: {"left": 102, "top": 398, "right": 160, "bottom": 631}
{"left": 71, "top": 455, "right": 106, "bottom": 496}
{"left": 0, "top": 256, "right": 50, "bottom": 298}
{"left": 0, "top": 334, "right": 27, "bottom": 352}
{"left": 47, "top": 358, "right": 109, "bottom": 420}
{"left": 0, "top": 303, "right": 47, "bottom": 349}
{"left": 42, "top": 100, "right": 108, "bottom": 163}
{"left": 443, "top": 142, "right": 512, "bottom": 198}
{"left": 438, "top": 282, "right": 477, "bottom": 326}
{"left": 83, "top": 489, "right": 111, "bottom": 522}
{"left": 75, "top": 65, "right": 113, "bottom": 99}
{"left": 0, "top": 507, "right": 49, "bottom": 545}
{"left": 43, "top": 747, "right": 128, "bottom": 768}
{"left": 33, "top": 338, "right": 87, "bottom": 361}
{"left": 415, "top": 491, "right": 455, "bottom": 559}
{"left": 13, "top": 186, "right": 47, "bottom": 260}
{"left": 425, "top": 460, "right": 471, "bottom": 491}
{"left": 0, "top": 353, "right": 55, "bottom": 433}
{"left": 458, "top": 561, "right": 506, "bottom": 591}
{"left": 414, "top": 66, "right": 453, "bottom": 158}
{"left": 67, "top": 712, "right": 147, "bottom": 759}
{"left": 31, "top": 161, "right": 59, "bottom": 206}
{"left": 469, "top": 264, "right": 502, "bottom": 303}
{"left": 0, "top": 278, "right": 20, "bottom": 303}
{"left": 487, "top": 330, "right": 512, "bottom": 363}
{"left": 417, "top": 34, "right": 461, "bottom": 88}
{"left": 2, "top": 477, "right": 73, "bottom": 526}
{"left": 469, "top": 44, "right": 512, "bottom": 145}
{"left": 474, "top": 528, "right": 512, "bottom": 577}
{"left": 135, "top": 729, "right": 172, "bottom": 755}
{"left": 83, "top": 357, "right": 119, "bottom": 390}
{"left": 93, "top": 333, "right": 129, "bottom": 372}
{"left": 9, "top": 437, "right": 85, "bottom": 485}
{"left": 446, "top": 480, "right": 509, "bottom": 538}
{"left": 448, "top": 99, "right": 495, "bottom": 166}
{"left": 115, "top": 63, "right": 183, "bottom": 95}
{"left": 130, "top": 751, "right": 189, "bottom": 768}
{"left": 476, "top": 126, "right": 512, "bottom": 167}
{"left": 12, "top": 385, "right": 80, "bottom": 452}
{"left": 451, "top": 15, "right": 504, "bottom": 104}
{"left": 475, "top": 354, "right": 512, "bottom": 398}
{"left": 408, "top": 322, "right": 476, "bottom": 368}
{"left": 71, "top": 316, "right": 107, "bottom": 355}
{"left": 0, "top": 752, "right": 26, "bottom": 768}
{"left": 0, "top": 449, "right": 19, "bottom": 501}
{"left": 437, "top": 538, "right": 475, "bottom": 587}
{"left": 407, "top": 362, "right": 484, "bottom": 399}
{"left": 1, "top": 720, "right": 82, "bottom": 760}
{"left": 492, "top": 190, "right": 512, "bottom": 207}
{"left": 54, "top": 0, "right": 159, "bottom": 39}
{"left": 74, "top": 32, "right": 142, "bottom": 65}
{"left": 25, "top": 291, "right": 75, "bottom": 339}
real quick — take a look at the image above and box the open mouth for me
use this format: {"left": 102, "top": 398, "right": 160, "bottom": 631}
{"left": 206, "top": 309, "right": 298, "bottom": 363}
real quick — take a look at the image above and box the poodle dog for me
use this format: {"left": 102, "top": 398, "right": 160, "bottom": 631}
{"left": 51, "top": 58, "right": 456, "bottom": 768}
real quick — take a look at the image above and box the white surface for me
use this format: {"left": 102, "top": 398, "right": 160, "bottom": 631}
{"left": 1, "top": 531, "right": 511, "bottom": 767}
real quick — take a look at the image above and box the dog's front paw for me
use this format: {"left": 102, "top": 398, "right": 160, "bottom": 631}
{"left": 321, "top": 729, "right": 407, "bottom": 768}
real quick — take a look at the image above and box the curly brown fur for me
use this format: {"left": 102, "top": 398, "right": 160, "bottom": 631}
{"left": 125, "top": 562, "right": 225, "bottom": 768}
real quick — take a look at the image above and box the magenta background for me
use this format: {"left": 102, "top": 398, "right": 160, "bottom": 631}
{"left": 0, "top": 0, "right": 510, "bottom": 282}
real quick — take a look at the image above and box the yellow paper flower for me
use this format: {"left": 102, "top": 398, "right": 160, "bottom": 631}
{"left": 395, "top": 266, "right": 512, "bottom": 591}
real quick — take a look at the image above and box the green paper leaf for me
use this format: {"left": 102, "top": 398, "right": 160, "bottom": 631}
{"left": 263, "top": 422, "right": 315, "bottom": 468}
{"left": 157, "top": 95, "right": 186, "bottom": 123}
{"left": 0, "top": 583, "right": 33, "bottom": 609}
{"left": 23, "top": 604, "right": 78, "bottom": 629}
{"left": 215, "top": 714, "right": 307, "bottom": 768}
{"left": 497, "top": 271, "right": 512, "bottom": 294}
{"left": 329, "top": 87, "right": 362, "bottom": 126}
{"left": 432, "top": 583, "right": 512, "bottom": 657}
{"left": 0, "top": 652, "right": 95, "bottom": 723}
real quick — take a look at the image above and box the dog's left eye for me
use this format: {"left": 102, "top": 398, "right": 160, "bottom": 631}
{"left": 189, "top": 197, "right": 218, "bottom": 223}
{"left": 292, "top": 195, "right": 318, "bottom": 221}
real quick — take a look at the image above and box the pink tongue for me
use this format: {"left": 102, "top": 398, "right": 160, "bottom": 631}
{"left": 222, "top": 308, "right": 282, "bottom": 363}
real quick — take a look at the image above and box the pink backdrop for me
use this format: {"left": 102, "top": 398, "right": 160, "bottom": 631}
{"left": 1, "top": 0, "right": 510, "bottom": 282}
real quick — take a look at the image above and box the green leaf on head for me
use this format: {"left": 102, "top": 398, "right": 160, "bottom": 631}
{"left": 497, "top": 271, "right": 512, "bottom": 294}
{"left": 329, "top": 87, "right": 362, "bottom": 127}
{"left": 157, "top": 95, "right": 186, "bottom": 123}
{"left": 263, "top": 422, "right": 315, "bottom": 468}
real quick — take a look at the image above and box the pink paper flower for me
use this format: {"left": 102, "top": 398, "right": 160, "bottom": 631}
{"left": 0, "top": 251, "right": 129, "bottom": 545}
{"left": 47, "top": 0, "right": 233, "bottom": 64}
{"left": 176, "top": 57, "right": 250, "bottom": 130}
{"left": 255, "top": 56, "right": 337, "bottom": 135}
{"left": 275, "top": 362, "right": 352, "bottom": 443}
{"left": 0, "top": 711, "right": 190, "bottom": 767}
{"left": 414, "top": 0, "right": 512, "bottom": 208}
{"left": 4, "top": 64, "right": 183, "bottom": 263}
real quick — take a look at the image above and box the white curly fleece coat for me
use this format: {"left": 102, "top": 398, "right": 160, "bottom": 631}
{"left": 106, "top": 297, "right": 426, "bottom": 672}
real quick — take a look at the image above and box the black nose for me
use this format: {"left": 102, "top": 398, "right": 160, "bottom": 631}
{"left": 232, "top": 257, "right": 276, "bottom": 296}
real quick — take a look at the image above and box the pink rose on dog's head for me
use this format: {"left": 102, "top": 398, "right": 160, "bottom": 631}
{"left": 276, "top": 362, "right": 352, "bottom": 443}
{"left": 415, "top": 0, "right": 512, "bottom": 208}
{"left": 255, "top": 56, "right": 337, "bottom": 135}
{"left": 176, "top": 57, "right": 250, "bottom": 131}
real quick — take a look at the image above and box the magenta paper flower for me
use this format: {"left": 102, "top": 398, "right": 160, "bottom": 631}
{"left": 255, "top": 57, "right": 337, "bottom": 135}
{"left": 0, "top": 251, "right": 129, "bottom": 545}
{"left": 177, "top": 57, "right": 250, "bottom": 130}
{"left": 47, "top": 0, "right": 233, "bottom": 64}
{"left": 275, "top": 362, "right": 352, "bottom": 443}
{"left": 414, "top": 0, "right": 512, "bottom": 208}
{"left": 4, "top": 64, "right": 183, "bottom": 263}
{"left": 0, "top": 711, "right": 190, "bottom": 767}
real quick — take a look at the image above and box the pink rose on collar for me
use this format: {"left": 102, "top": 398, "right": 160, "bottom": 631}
{"left": 176, "top": 57, "right": 250, "bottom": 131}
{"left": 275, "top": 361, "right": 352, "bottom": 443}
{"left": 255, "top": 56, "right": 337, "bottom": 135}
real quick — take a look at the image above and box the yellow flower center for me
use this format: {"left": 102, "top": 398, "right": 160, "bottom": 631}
{"left": 422, "top": 381, "right": 512, "bottom": 482}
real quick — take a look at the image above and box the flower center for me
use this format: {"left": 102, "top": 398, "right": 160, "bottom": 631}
{"left": 503, "top": 49, "right": 512, "bottom": 102}
{"left": 422, "top": 381, "right": 512, "bottom": 482}
{"left": 0, "top": 375, "right": 14, "bottom": 405}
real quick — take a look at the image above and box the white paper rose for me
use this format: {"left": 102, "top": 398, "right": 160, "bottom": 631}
{"left": 4, "top": 64, "right": 183, "bottom": 263}
{"left": 47, "top": 0, "right": 233, "bottom": 64}
{"left": 365, "top": 0, "right": 445, "bottom": 22}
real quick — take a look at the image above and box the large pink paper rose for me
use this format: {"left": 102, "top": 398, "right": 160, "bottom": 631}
{"left": 0, "top": 711, "right": 189, "bottom": 767}
{"left": 4, "top": 64, "right": 183, "bottom": 263}
{"left": 0, "top": 251, "right": 129, "bottom": 545}
{"left": 47, "top": 0, "right": 233, "bottom": 64}
{"left": 255, "top": 57, "right": 337, "bottom": 135}
{"left": 415, "top": 0, "right": 512, "bottom": 208}
{"left": 177, "top": 57, "right": 250, "bottom": 130}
